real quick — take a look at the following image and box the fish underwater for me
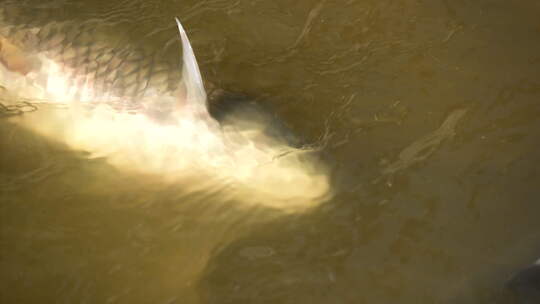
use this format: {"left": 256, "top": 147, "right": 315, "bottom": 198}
{"left": 0, "top": 8, "right": 212, "bottom": 123}
{"left": 0, "top": 6, "right": 331, "bottom": 212}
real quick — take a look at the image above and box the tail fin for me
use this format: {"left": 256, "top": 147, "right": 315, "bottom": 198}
{"left": 175, "top": 17, "right": 206, "bottom": 108}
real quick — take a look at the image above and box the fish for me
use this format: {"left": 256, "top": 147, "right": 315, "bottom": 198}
{"left": 0, "top": 5, "right": 332, "bottom": 209}
{"left": 0, "top": 6, "right": 215, "bottom": 125}
{"left": 0, "top": 6, "right": 303, "bottom": 145}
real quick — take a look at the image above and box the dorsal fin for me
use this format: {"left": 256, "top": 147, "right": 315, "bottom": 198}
{"left": 175, "top": 17, "right": 206, "bottom": 108}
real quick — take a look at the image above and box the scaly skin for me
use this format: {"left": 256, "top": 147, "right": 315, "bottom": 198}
{"left": 0, "top": 7, "right": 218, "bottom": 122}
{"left": 0, "top": 35, "right": 34, "bottom": 74}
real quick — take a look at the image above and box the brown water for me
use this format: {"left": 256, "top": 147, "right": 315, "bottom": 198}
{"left": 1, "top": 0, "right": 540, "bottom": 303}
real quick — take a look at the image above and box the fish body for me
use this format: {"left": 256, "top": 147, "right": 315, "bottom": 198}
{"left": 0, "top": 7, "right": 212, "bottom": 123}
{"left": 0, "top": 6, "right": 331, "bottom": 209}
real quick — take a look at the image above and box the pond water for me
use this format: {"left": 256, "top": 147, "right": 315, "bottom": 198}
{"left": 1, "top": 0, "right": 540, "bottom": 303}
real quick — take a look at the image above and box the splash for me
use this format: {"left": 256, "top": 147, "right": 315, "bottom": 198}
{"left": 0, "top": 19, "right": 331, "bottom": 213}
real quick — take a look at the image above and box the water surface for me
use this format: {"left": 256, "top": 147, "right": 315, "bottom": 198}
{"left": 1, "top": 0, "right": 540, "bottom": 303}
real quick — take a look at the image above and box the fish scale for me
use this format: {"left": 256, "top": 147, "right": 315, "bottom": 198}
{"left": 0, "top": 6, "right": 216, "bottom": 118}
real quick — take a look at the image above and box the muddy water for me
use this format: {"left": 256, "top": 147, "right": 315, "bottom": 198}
{"left": 1, "top": 0, "right": 540, "bottom": 303}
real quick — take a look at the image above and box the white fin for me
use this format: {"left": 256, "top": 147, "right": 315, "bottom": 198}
{"left": 175, "top": 17, "right": 207, "bottom": 107}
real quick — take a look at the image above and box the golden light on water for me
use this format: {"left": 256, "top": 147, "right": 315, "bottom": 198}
{"left": 2, "top": 58, "right": 332, "bottom": 213}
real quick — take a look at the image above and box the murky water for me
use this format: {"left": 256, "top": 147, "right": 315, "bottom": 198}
{"left": 1, "top": 0, "right": 540, "bottom": 303}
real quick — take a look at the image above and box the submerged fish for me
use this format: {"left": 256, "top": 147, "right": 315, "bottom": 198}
{"left": 0, "top": 6, "right": 331, "bottom": 209}
{"left": 0, "top": 7, "right": 214, "bottom": 124}
{"left": 0, "top": 6, "right": 305, "bottom": 147}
